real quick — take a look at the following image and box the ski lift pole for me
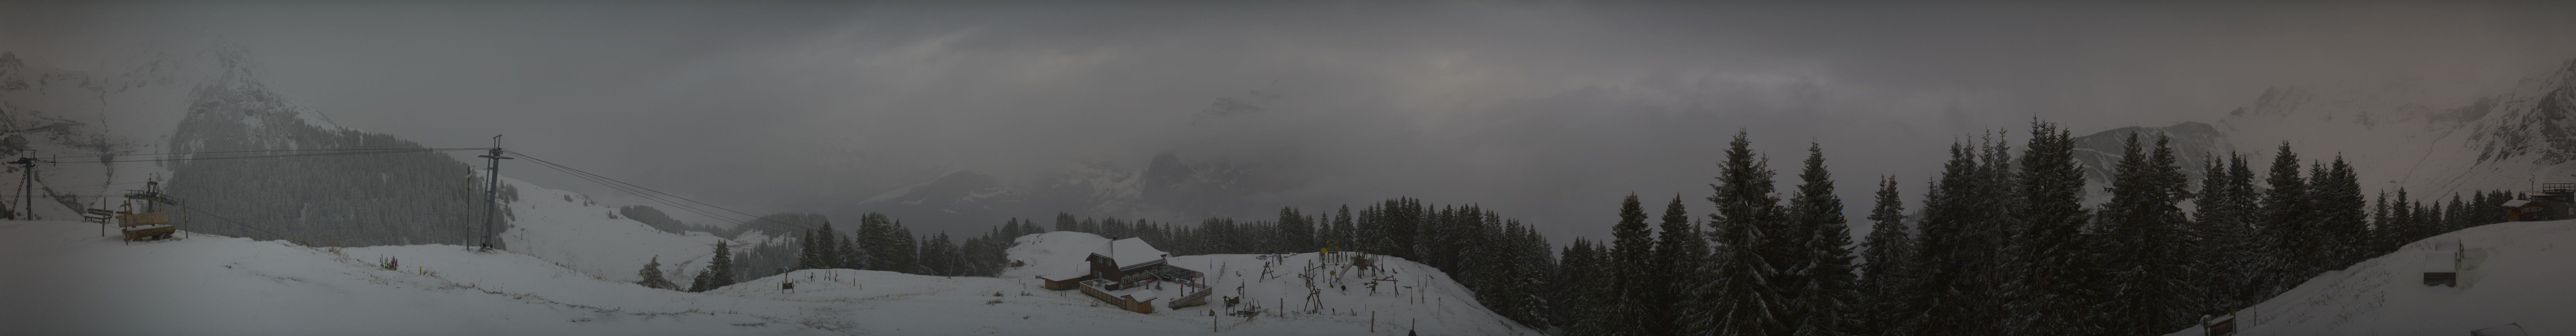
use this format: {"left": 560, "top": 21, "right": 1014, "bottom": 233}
{"left": 14, "top": 149, "right": 56, "bottom": 220}
{"left": 476, "top": 136, "right": 512, "bottom": 250}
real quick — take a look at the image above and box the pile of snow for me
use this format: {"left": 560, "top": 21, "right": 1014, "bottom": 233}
{"left": 2168, "top": 220, "right": 2576, "bottom": 335}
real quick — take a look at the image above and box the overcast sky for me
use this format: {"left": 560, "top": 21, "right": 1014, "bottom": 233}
{"left": 9, "top": 1, "right": 2575, "bottom": 242}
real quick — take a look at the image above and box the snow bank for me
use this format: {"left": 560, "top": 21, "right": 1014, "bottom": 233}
{"left": 2168, "top": 220, "right": 2576, "bottom": 335}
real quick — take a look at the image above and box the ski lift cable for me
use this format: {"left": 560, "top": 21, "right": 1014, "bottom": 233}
{"left": 509, "top": 151, "right": 842, "bottom": 242}
{"left": 503, "top": 154, "right": 779, "bottom": 233}
{"left": 51, "top": 148, "right": 493, "bottom": 164}
{"left": 509, "top": 156, "right": 807, "bottom": 238}
{"left": 160, "top": 197, "right": 292, "bottom": 240}
{"left": 35, "top": 147, "right": 500, "bottom": 161}
{"left": 505, "top": 149, "right": 852, "bottom": 241}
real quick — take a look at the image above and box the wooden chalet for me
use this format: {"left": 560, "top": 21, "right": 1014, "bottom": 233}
{"left": 2502, "top": 183, "right": 2575, "bottom": 222}
{"left": 1033, "top": 238, "right": 1209, "bottom": 313}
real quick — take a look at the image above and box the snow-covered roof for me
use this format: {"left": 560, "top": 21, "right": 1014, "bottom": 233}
{"left": 2422, "top": 252, "right": 2457, "bottom": 273}
{"left": 2502, "top": 199, "right": 2533, "bottom": 208}
{"left": 1090, "top": 238, "right": 1168, "bottom": 270}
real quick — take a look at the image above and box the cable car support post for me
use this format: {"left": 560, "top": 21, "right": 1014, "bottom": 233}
{"left": 12, "top": 149, "right": 56, "bottom": 220}
{"left": 477, "top": 136, "right": 512, "bottom": 251}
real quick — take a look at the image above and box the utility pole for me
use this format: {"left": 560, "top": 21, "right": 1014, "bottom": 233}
{"left": 476, "top": 136, "right": 513, "bottom": 250}
{"left": 12, "top": 149, "right": 55, "bottom": 220}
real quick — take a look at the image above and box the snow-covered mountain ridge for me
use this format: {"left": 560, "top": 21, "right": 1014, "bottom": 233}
{"left": 2070, "top": 58, "right": 2576, "bottom": 199}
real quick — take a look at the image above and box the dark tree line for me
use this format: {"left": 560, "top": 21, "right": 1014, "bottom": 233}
{"left": 1554, "top": 121, "right": 2524, "bottom": 336}
{"left": 649, "top": 211, "right": 1033, "bottom": 292}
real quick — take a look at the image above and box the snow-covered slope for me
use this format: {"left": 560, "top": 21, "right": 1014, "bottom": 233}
{"left": 495, "top": 177, "right": 753, "bottom": 284}
{"left": 0, "top": 220, "right": 832, "bottom": 336}
{"left": 2165, "top": 220, "right": 2576, "bottom": 335}
{"left": 2, "top": 220, "right": 1538, "bottom": 335}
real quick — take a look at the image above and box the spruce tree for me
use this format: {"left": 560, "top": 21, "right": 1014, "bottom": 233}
{"left": 2256, "top": 142, "right": 2308, "bottom": 294}
{"left": 1683, "top": 130, "right": 1790, "bottom": 336}
{"left": 797, "top": 227, "right": 820, "bottom": 271}
{"left": 2093, "top": 134, "right": 2197, "bottom": 334}
{"left": 1651, "top": 195, "right": 1700, "bottom": 336}
{"left": 817, "top": 222, "right": 841, "bottom": 270}
{"left": 2005, "top": 121, "right": 2095, "bottom": 335}
{"left": 1787, "top": 142, "right": 1860, "bottom": 336}
{"left": 1278, "top": 207, "right": 1313, "bottom": 252}
{"left": 838, "top": 233, "right": 861, "bottom": 270}
{"left": 2191, "top": 154, "right": 2255, "bottom": 313}
{"left": 636, "top": 256, "right": 678, "bottom": 290}
{"left": 1856, "top": 175, "right": 1913, "bottom": 336}
{"left": 1557, "top": 239, "right": 1615, "bottom": 335}
{"left": 1902, "top": 136, "right": 2009, "bottom": 335}
{"left": 1601, "top": 194, "right": 1658, "bottom": 336}
{"left": 2317, "top": 157, "right": 2368, "bottom": 268}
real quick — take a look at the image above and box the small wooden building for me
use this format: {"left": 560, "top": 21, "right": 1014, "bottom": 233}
{"left": 2505, "top": 183, "right": 2576, "bottom": 221}
{"left": 1034, "top": 238, "right": 1209, "bottom": 314}
{"left": 1088, "top": 238, "right": 1171, "bottom": 291}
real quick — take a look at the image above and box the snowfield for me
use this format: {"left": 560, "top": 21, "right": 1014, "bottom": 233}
{"left": 0, "top": 220, "right": 829, "bottom": 336}
{"left": 495, "top": 177, "right": 755, "bottom": 284}
{"left": 2167, "top": 220, "right": 2576, "bottom": 336}
{"left": 1, "top": 220, "right": 1535, "bottom": 335}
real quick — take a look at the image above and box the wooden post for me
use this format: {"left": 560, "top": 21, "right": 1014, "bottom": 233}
{"left": 1371, "top": 311, "right": 1376, "bottom": 332}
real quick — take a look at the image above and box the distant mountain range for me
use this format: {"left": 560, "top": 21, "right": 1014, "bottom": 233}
{"left": 2066, "top": 59, "right": 2576, "bottom": 201}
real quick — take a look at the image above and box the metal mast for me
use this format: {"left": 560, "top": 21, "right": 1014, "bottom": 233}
{"left": 12, "top": 149, "right": 54, "bottom": 220}
{"left": 475, "top": 136, "right": 513, "bottom": 250}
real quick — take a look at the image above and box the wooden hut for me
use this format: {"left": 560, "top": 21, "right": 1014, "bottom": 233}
{"left": 1087, "top": 238, "right": 1171, "bottom": 291}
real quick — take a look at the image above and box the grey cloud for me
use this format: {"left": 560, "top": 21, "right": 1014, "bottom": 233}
{"left": 9, "top": 1, "right": 2574, "bottom": 242}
